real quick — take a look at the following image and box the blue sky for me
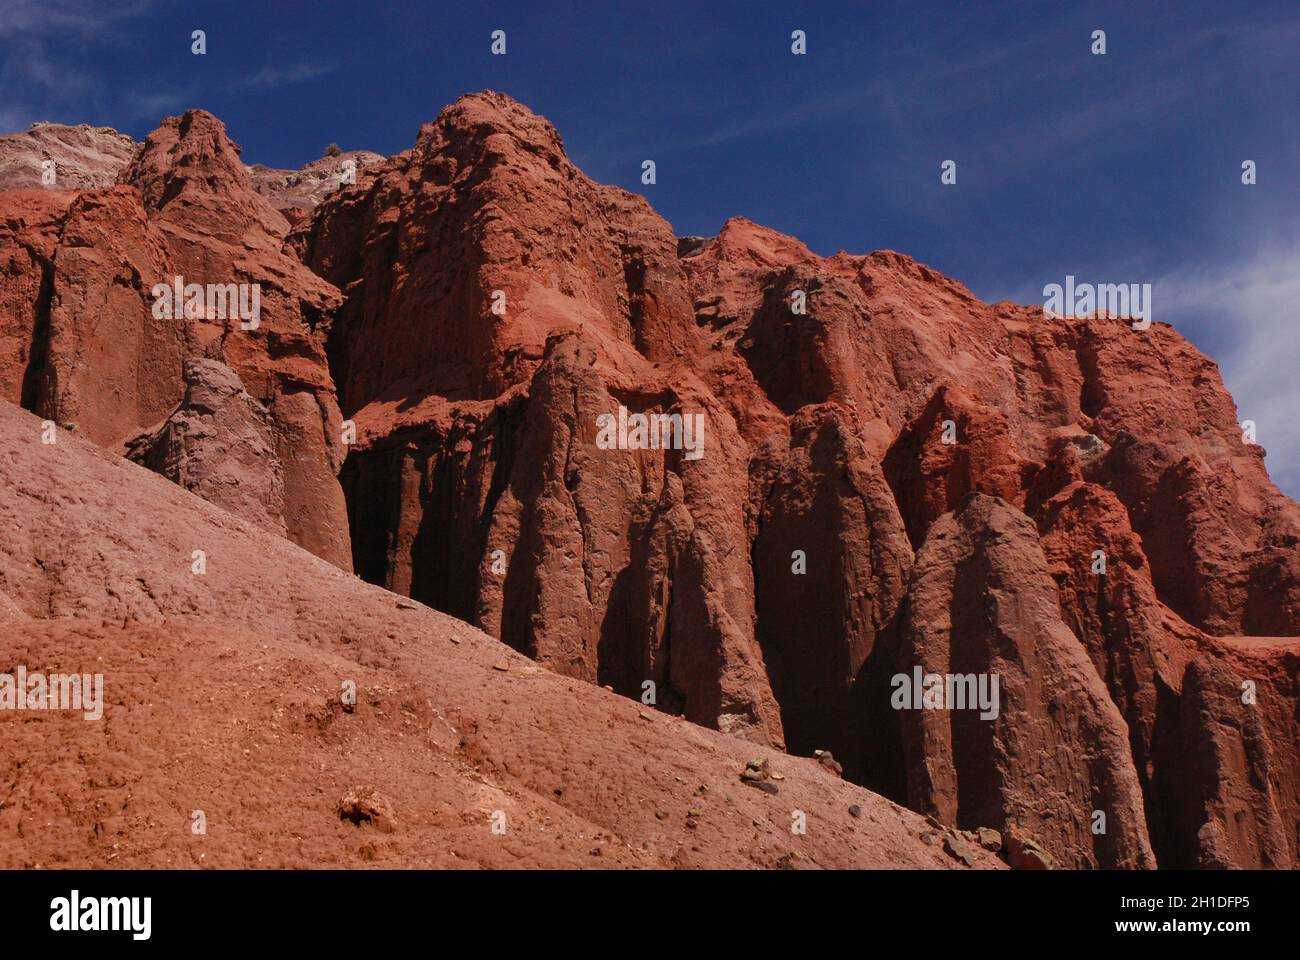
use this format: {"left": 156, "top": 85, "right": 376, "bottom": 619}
{"left": 3, "top": 0, "right": 1298, "bottom": 492}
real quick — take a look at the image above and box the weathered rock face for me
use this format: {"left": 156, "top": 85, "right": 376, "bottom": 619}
{"left": 0, "top": 121, "right": 376, "bottom": 214}
{"left": 897, "top": 494, "right": 1156, "bottom": 869}
{"left": 125, "top": 357, "right": 287, "bottom": 538}
{"left": 1174, "top": 653, "right": 1297, "bottom": 868}
{"left": 249, "top": 150, "right": 385, "bottom": 219}
{"left": 304, "top": 91, "right": 783, "bottom": 745}
{"left": 682, "top": 217, "right": 1300, "bottom": 639}
{"left": 674, "top": 208, "right": 1300, "bottom": 868}
{"left": 0, "top": 189, "right": 77, "bottom": 410}
{"left": 297, "top": 91, "right": 704, "bottom": 412}
{"left": 679, "top": 218, "right": 1087, "bottom": 460}
{"left": 472, "top": 333, "right": 784, "bottom": 739}
{"left": 1, "top": 91, "right": 1297, "bottom": 870}
{"left": 0, "top": 111, "right": 352, "bottom": 569}
{"left": 1034, "top": 480, "right": 1192, "bottom": 858}
{"left": 295, "top": 92, "right": 1300, "bottom": 868}
{"left": 750, "top": 403, "right": 913, "bottom": 788}
{"left": 26, "top": 186, "right": 185, "bottom": 443}
{"left": 1034, "top": 476, "right": 1300, "bottom": 869}
{"left": 0, "top": 123, "right": 138, "bottom": 191}
{"left": 1078, "top": 321, "right": 1300, "bottom": 637}
{"left": 883, "top": 383, "right": 1030, "bottom": 547}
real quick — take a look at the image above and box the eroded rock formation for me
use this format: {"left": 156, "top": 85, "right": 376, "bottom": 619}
{"left": 897, "top": 494, "right": 1156, "bottom": 869}
{"left": 125, "top": 357, "right": 288, "bottom": 538}
{"left": 298, "top": 92, "right": 784, "bottom": 743}
{"left": 2, "top": 92, "right": 1296, "bottom": 869}
{"left": 295, "top": 92, "right": 1300, "bottom": 869}
{"left": 0, "top": 111, "right": 352, "bottom": 568}
{"left": 0, "top": 122, "right": 138, "bottom": 191}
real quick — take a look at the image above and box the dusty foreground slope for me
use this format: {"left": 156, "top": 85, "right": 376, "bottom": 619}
{"left": 0, "top": 400, "right": 997, "bottom": 869}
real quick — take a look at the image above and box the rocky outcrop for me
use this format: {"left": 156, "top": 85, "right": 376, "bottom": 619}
{"left": 897, "top": 494, "right": 1156, "bottom": 869}
{"left": 0, "top": 121, "right": 376, "bottom": 213}
{"left": 296, "top": 93, "right": 1300, "bottom": 868}
{"left": 126, "top": 357, "right": 288, "bottom": 538}
{"left": 297, "top": 91, "right": 704, "bottom": 412}
{"left": 1079, "top": 321, "right": 1300, "bottom": 636}
{"left": 0, "top": 111, "right": 352, "bottom": 569}
{"left": 750, "top": 404, "right": 913, "bottom": 788}
{"left": 682, "top": 216, "right": 1300, "bottom": 641}
{"left": 673, "top": 205, "right": 1300, "bottom": 868}
{"left": 883, "top": 383, "right": 1031, "bottom": 547}
{"left": 1034, "top": 479, "right": 1192, "bottom": 856}
{"left": 0, "top": 189, "right": 75, "bottom": 410}
{"left": 304, "top": 92, "right": 782, "bottom": 745}
{"left": 23, "top": 186, "right": 185, "bottom": 443}
{"left": 1174, "top": 654, "right": 1295, "bottom": 868}
{"left": 1035, "top": 478, "right": 1300, "bottom": 868}
{"left": 0, "top": 122, "right": 138, "bottom": 191}
{"left": 249, "top": 150, "right": 384, "bottom": 219}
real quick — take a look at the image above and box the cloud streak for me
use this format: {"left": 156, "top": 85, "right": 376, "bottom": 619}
{"left": 0, "top": 0, "right": 158, "bottom": 129}
{"left": 1157, "top": 236, "right": 1300, "bottom": 495}
{"left": 232, "top": 62, "right": 336, "bottom": 91}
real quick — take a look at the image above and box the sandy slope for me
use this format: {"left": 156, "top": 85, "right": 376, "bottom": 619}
{"left": 0, "top": 400, "right": 998, "bottom": 869}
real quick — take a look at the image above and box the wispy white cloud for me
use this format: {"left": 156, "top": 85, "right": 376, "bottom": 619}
{"left": 121, "top": 89, "right": 196, "bottom": 124}
{"left": 0, "top": 0, "right": 158, "bottom": 128}
{"left": 233, "top": 62, "right": 336, "bottom": 91}
{"left": 1158, "top": 234, "right": 1300, "bottom": 496}
{"left": 0, "top": 0, "right": 153, "bottom": 39}
{"left": 658, "top": 13, "right": 1300, "bottom": 184}
{"left": 1, "top": 1, "right": 337, "bottom": 132}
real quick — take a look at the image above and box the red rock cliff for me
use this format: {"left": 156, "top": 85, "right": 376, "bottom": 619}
{"left": 3, "top": 91, "right": 1296, "bottom": 870}
{"left": 297, "top": 92, "right": 1298, "bottom": 869}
